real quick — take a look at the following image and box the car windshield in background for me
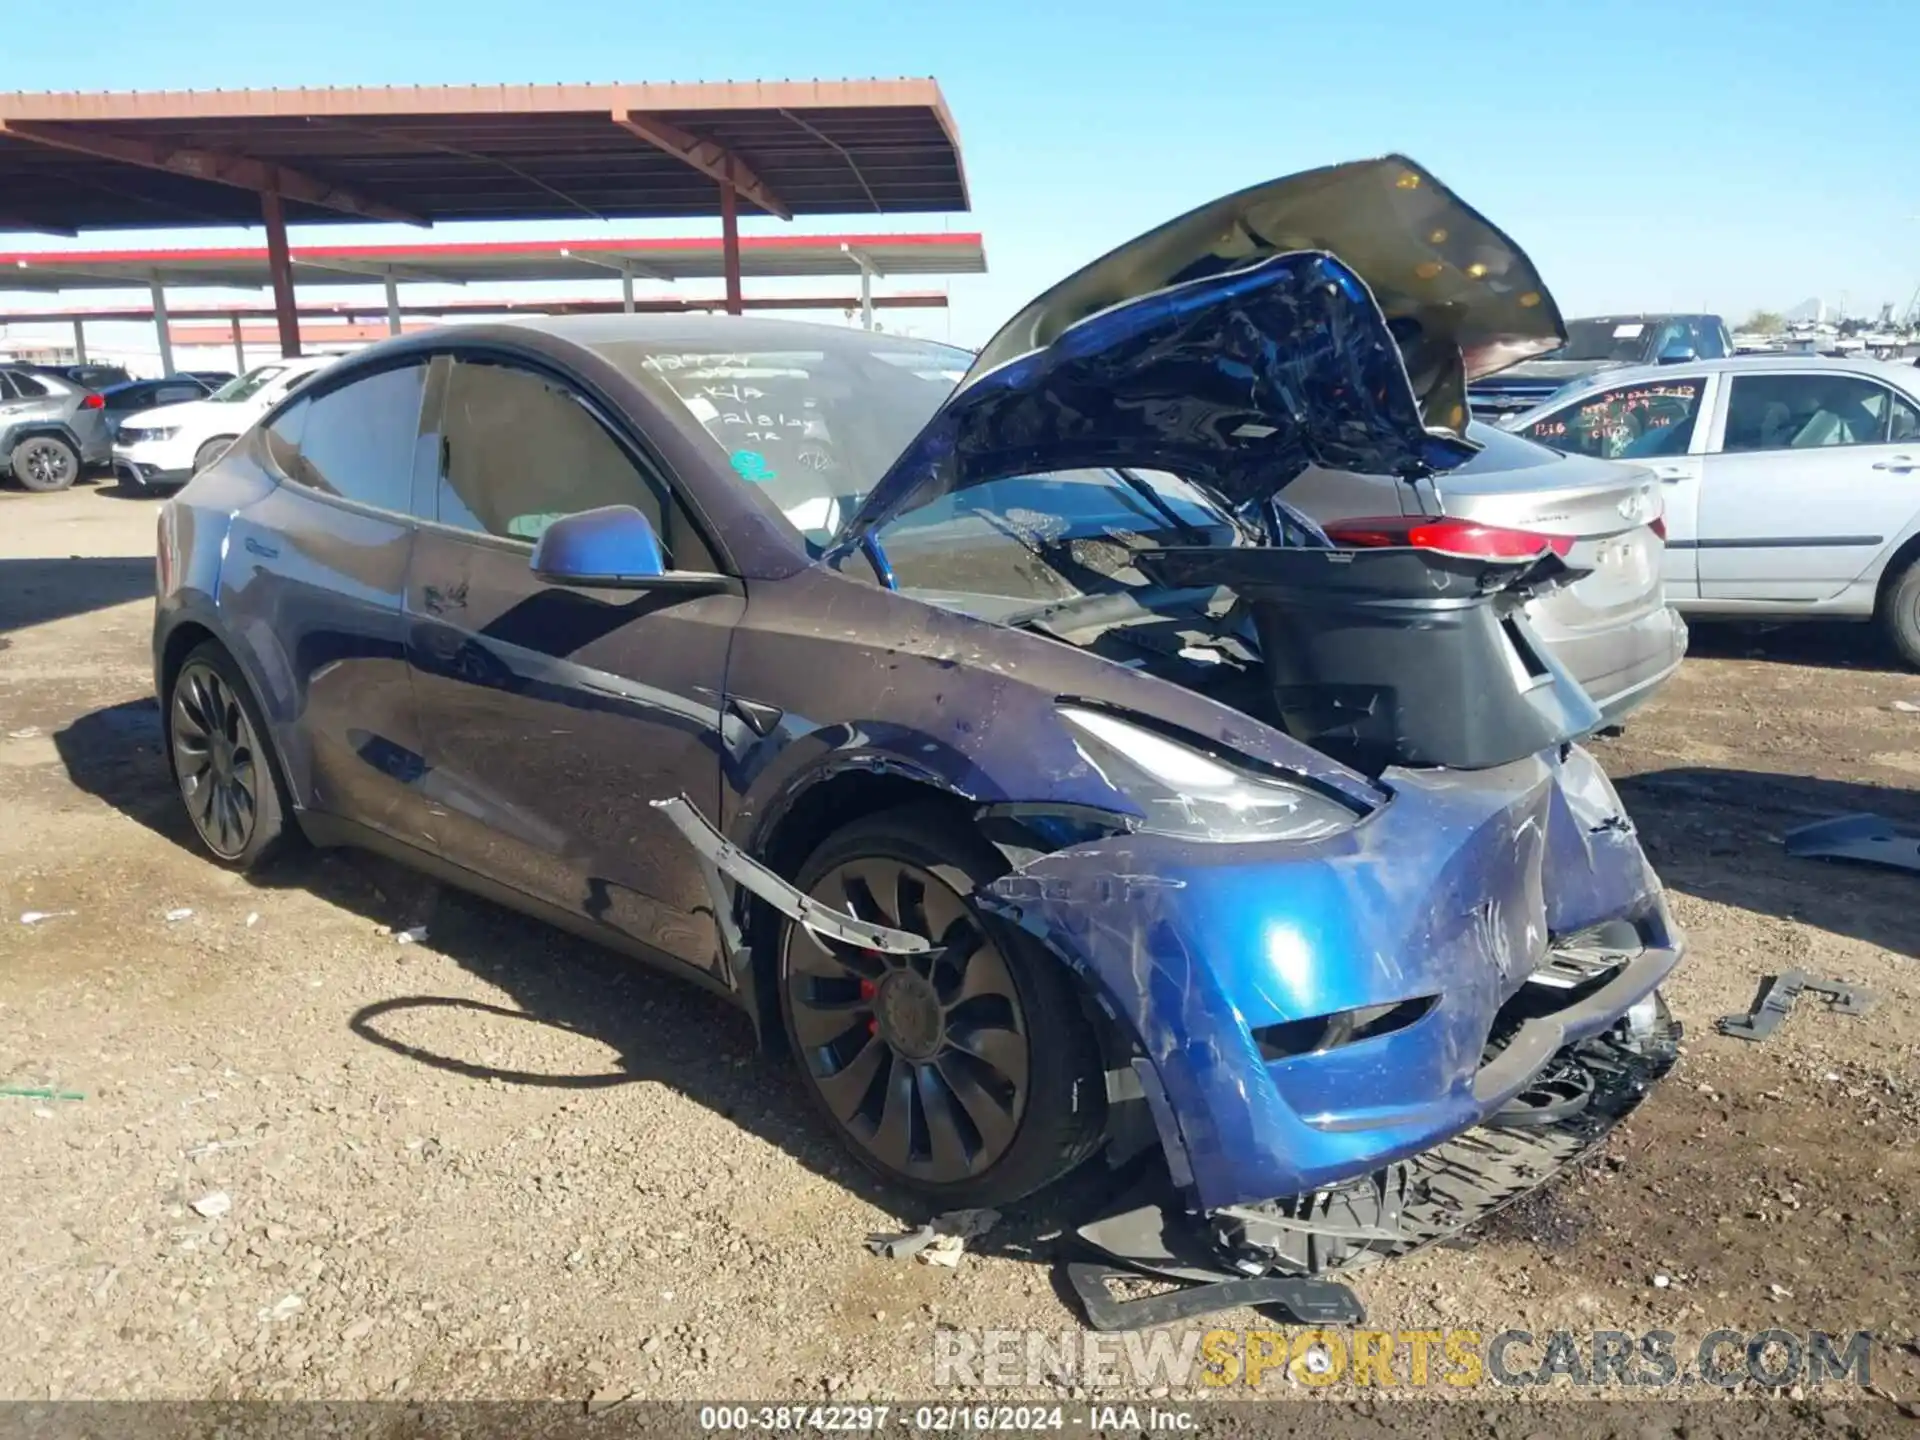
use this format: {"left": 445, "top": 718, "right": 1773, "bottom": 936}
{"left": 208, "top": 365, "right": 289, "bottom": 403}
{"left": 595, "top": 335, "right": 1238, "bottom": 607}
{"left": 1557, "top": 320, "right": 1662, "bottom": 363}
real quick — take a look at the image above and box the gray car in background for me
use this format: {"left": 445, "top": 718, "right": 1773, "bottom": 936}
{"left": 0, "top": 366, "right": 112, "bottom": 492}
{"left": 1469, "top": 313, "right": 1733, "bottom": 421}
{"left": 1502, "top": 354, "right": 1920, "bottom": 665}
{"left": 1278, "top": 423, "right": 1686, "bottom": 723}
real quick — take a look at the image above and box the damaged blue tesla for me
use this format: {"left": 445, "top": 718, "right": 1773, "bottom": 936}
{"left": 154, "top": 155, "right": 1681, "bottom": 1280}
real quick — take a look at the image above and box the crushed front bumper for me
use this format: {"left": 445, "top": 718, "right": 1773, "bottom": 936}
{"left": 976, "top": 743, "right": 1681, "bottom": 1212}
{"left": 1069, "top": 992, "right": 1679, "bottom": 1305}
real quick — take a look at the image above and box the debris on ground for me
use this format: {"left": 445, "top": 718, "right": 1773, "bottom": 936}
{"left": 394, "top": 925, "right": 429, "bottom": 945}
{"left": 1717, "top": 970, "right": 1877, "bottom": 1042}
{"left": 19, "top": 910, "right": 74, "bottom": 925}
{"left": 7, "top": 727, "right": 39, "bottom": 739}
{"left": 257, "top": 1294, "right": 303, "bottom": 1323}
{"left": 188, "top": 1191, "right": 231, "bottom": 1219}
{"left": 1783, "top": 813, "right": 1920, "bottom": 874}
{"left": 865, "top": 1207, "right": 1001, "bottom": 1263}
{"left": 163, "top": 908, "right": 194, "bottom": 923}
{"left": 0, "top": 1085, "right": 85, "bottom": 1102}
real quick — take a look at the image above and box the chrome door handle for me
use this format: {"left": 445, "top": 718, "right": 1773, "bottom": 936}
{"left": 1871, "top": 456, "right": 1917, "bottom": 473}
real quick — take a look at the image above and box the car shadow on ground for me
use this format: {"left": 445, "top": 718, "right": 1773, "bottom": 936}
{"left": 1681, "top": 619, "right": 1908, "bottom": 674}
{"left": 1617, "top": 764, "right": 1920, "bottom": 961}
{"left": 0, "top": 556, "right": 154, "bottom": 635}
{"left": 52, "top": 698, "right": 1126, "bottom": 1269}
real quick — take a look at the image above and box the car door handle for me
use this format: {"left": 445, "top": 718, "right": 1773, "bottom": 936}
{"left": 1651, "top": 466, "right": 1691, "bottom": 483}
{"left": 1871, "top": 456, "right": 1917, "bottom": 473}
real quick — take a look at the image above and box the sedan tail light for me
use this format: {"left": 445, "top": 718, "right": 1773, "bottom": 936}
{"left": 1322, "top": 515, "right": 1575, "bottom": 560}
{"left": 80, "top": 393, "right": 105, "bottom": 410}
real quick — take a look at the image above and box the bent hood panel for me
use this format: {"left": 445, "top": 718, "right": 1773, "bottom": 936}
{"left": 829, "top": 251, "right": 1478, "bottom": 553}
{"left": 973, "top": 154, "right": 1563, "bottom": 421}
{"left": 827, "top": 155, "right": 1563, "bottom": 553}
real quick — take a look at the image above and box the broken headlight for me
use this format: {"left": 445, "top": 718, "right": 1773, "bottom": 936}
{"left": 1059, "top": 707, "right": 1360, "bottom": 843}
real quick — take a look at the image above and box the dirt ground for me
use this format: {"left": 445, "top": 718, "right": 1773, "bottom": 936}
{"left": 2, "top": 479, "right": 1917, "bottom": 1415}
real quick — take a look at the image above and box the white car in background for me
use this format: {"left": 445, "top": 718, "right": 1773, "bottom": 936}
{"left": 1503, "top": 356, "right": 1920, "bottom": 665}
{"left": 113, "top": 355, "right": 338, "bottom": 492}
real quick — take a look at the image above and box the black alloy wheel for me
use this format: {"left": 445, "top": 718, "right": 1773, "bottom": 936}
{"left": 780, "top": 807, "right": 1105, "bottom": 1205}
{"left": 10, "top": 436, "right": 78, "bottom": 492}
{"left": 170, "top": 658, "right": 264, "bottom": 860}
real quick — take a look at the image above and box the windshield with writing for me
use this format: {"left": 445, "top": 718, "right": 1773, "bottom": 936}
{"left": 597, "top": 336, "right": 1238, "bottom": 608}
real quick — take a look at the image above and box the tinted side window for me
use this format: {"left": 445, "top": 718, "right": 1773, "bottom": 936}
{"left": 0, "top": 375, "right": 15, "bottom": 400}
{"left": 263, "top": 398, "right": 308, "bottom": 478}
{"left": 153, "top": 383, "right": 205, "bottom": 404}
{"left": 284, "top": 363, "right": 427, "bottom": 512}
{"left": 435, "top": 359, "right": 714, "bottom": 570}
{"left": 1891, "top": 391, "right": 1920, "bottom": 444}
{"left": 1722, "top": 374, "right": 1893, "bottom": 453}
{"left": 1522, "top": 377, "right": 1706, "bottom": 460}
{"left": 11, "top": 373, "right": 50, "bottom": 398}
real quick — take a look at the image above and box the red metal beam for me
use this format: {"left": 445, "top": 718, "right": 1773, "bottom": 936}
{"left": 612, "top": 110, "right": 792, "bottom": 221}
{"left": 0, "top": 119, "right": 426, "bottom": 226}
{"left": 719, "top": 181, "right": 743, "bottom": 316}
{"left": 261, "top": 192, "right": 301, "bottom": 358}
{"left": 0, "top": 293, "right": 951, "bottom": 324}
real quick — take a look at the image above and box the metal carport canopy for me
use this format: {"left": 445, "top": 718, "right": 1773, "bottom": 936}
{"left": 0, "top": 232, "right": 986, "bottom": 289}
{"left": 0, "top": 79, "right": 970, "bottom": 359}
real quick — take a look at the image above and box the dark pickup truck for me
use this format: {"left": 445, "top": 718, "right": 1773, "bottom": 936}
{"left": 1469, "top": 313, "right": 1731, "bottom": 420}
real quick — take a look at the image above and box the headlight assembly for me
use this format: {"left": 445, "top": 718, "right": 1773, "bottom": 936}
{"left": 1058, "top": 706, "right": 1361, "bottom": 843}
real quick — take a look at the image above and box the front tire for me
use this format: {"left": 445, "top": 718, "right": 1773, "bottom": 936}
{"left": 163, "top": 643, "right": 296, "bottom": 871}
{"left": 1882, "top": 561, "right": 1920, "bottom": 669}
{"left": 779, "top": 805, "right": 1107, "bottom": 1207}
{"left": 9, "top": 435, "right": 79, "bottom": 492}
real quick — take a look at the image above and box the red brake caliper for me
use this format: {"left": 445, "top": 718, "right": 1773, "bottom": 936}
{"left": 860, "top": 978, "right": 878, "bottom": 1034}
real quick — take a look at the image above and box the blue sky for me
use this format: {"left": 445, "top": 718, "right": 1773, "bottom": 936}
{"left": 2, "top": 0, "right": 1917, "bottom": 351}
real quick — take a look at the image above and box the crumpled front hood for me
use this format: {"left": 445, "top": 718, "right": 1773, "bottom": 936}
{"left": 827, "top": 154, "right": 1564, "bottom": 555}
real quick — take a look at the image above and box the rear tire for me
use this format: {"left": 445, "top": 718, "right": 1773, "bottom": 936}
{"left": 163, "top": 642, "right": 297, "bottom": 872}
{"left": 1882, "top": 562, "right": 1920, "bottom": 670}
{"left": 9, "top": 435, "right": 79, "bottom": 492}
{"left": 193, "top": 437, "right": 235, "bottom": 474}
{"left": 779, "top": 805, "right": 1107, "bottom": 1207}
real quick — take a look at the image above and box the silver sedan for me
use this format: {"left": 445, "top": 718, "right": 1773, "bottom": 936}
{"left": 1502, "top": 356, "right": 1920, "bottom": 664}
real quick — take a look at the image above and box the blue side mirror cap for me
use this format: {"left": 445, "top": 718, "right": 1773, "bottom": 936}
{"left": 1656, "top": 344, "right": 1697, "bottom": 366}
{"left": 530, "top": 504, "right": 666, "bottom": 588}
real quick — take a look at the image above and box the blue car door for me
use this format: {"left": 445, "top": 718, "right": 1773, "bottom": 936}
{"left": 401, "top": 353, "right": 741, "bottom": 976}
{"left": 216, "top": 360, "right": 436, "bottom": 840}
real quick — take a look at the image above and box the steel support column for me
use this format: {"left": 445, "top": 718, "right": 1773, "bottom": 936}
{"left": 230, "top": 315, "right": 246, "bottom": 373}
{"left": 621, "top": 266, "right": 635, "bottom": 314}
{"left": 719, "top": 181, "right": 743, "bottom": 316}
{"left": 384, "top": 272, "right": 401, "bottom": 336}
{"left": 149, "top": 278, "right": 174, "bottom": 376}
{"left": 70, "top": 317, "right": 86, "bottom": 362}
{"left": 860, "top": 268, "right": 873, "bottom": 331}
{"left": 261, "top": 191, "right": 301, "bottom": 358}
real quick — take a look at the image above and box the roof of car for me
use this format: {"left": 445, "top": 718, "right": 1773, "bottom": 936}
{"left": 1549, "top": 352, "right": 1920, "bottom": 398}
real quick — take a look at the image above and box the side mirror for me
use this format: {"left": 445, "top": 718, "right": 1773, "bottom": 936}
{"left": 530, "top": 505, "right": 666, "bottom": 587}
{"left": 529, "top": 504, "right": 732, "bottom": 595}
{"left": 1656, "top": 344, "right": 1697, "bottom": 366}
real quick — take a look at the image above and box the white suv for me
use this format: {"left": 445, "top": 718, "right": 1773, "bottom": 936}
{"left": 114, "top": 354, "right": 338, "bottom": 492}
